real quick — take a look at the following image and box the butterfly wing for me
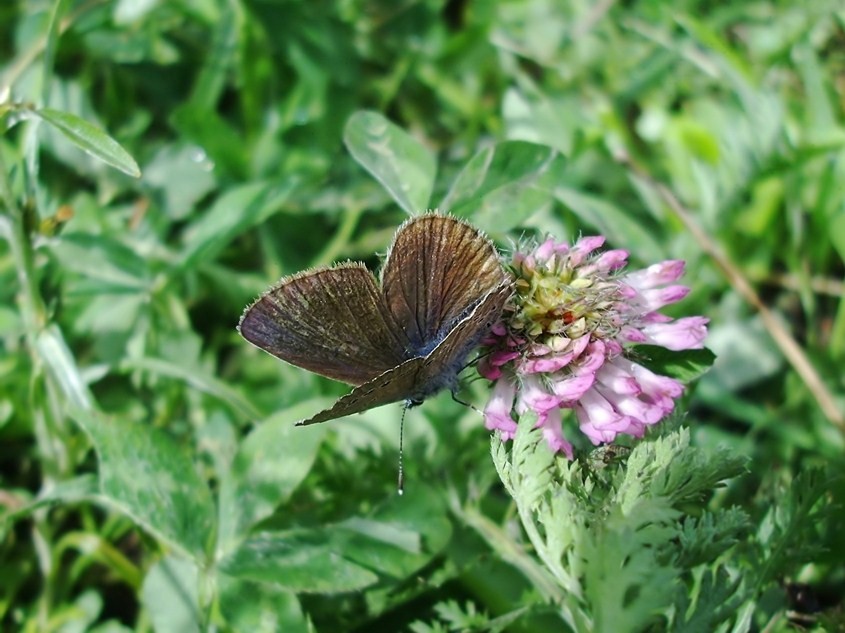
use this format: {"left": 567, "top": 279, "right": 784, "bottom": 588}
{"left": 239, "top": 263, "right": 410, "bottom": 385}
{"left": 295, "top": 358, "right": 424, "bottom": 426}
{"left": 298, "top": 282, "right": 512, "bottom": 426}
{"left": 241, "top": 215, "right": 512, "bottom": 427}
{"left": 413, "top": 283, "right": 513, "bottom": 400}
{"left": 380, "top": 214, "right": 511, "bottom": 352}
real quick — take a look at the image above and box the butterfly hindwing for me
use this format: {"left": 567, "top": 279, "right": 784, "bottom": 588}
{"left": 295, "top": 358, "right": 424, "bottom": 426}
{"left": 414, "top": 283, "right": 513, "bottom": 399}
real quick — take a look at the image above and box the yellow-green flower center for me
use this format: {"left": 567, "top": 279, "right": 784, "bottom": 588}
{"left": 506, "top": 259, "right": 620, "bottom": 348}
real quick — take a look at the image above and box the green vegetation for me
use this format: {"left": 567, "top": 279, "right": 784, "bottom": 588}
{"left": 1, "top": 1, "right": 843, "bottom": 631}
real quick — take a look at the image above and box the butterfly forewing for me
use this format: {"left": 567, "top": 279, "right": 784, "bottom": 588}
{"left": 239, "top": 263, "right": 410, "bottom": 385}
{"left": 381, "top": 214, "right": 510, "bottom": 351}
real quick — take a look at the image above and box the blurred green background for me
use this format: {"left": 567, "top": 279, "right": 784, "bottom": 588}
{"left": 1, "top": 0, "right": 844, "bottom": 631}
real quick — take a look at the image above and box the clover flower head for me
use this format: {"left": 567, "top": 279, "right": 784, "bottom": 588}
{"left": 480, "top": 235, "right": 708, "bottom": 457}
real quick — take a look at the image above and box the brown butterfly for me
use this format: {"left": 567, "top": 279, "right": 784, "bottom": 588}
{"left": 238, "top": 213, "right": 512, "bottom": 426}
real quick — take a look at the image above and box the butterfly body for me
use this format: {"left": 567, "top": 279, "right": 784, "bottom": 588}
{"left": 239, "top": 213, "right": 512, "bottom": 425}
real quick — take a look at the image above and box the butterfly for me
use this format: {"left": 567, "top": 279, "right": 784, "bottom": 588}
{"left": 238, "top": 213, "right": 512, "bottom": 427}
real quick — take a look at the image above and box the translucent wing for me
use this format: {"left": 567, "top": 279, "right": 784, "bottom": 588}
{"left": 239, "top": 263, "right": 409, "bottom": 385}
{"left": 295, "top": 358, "right": 424, "bottom": 426}
{"left": 381, "top": 214, "right": 510, "bottom": 352}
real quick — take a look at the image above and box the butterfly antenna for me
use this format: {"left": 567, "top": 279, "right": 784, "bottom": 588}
{"left": 397, "top": 403, "right": 408, "bottom": 496}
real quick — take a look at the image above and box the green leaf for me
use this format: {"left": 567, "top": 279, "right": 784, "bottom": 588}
{"left": 676, "top": 15, "right": 754, "bottom": 81}
{"left": 676, "top": 509, "right": 750, "bottom": 569}
{"left": 36, "top": 474, "right": 99, "bottom": 504}
{"left": 829, "top": 204, "right": 845, "bottom": 263}
{"left": 46, "top": 590, "right": 103, "bottom": 633}
{"left": 184, "top": 2, "right": 242, "bottom": 109}
{"left": 441, "top": 141, "right": 561, "bottom": 232}
{"left": 141, "top": 556, "right": 201, "bottom": 633}
{"left": 553, "top": 186, "right": 664, "bottom": 260}
{"left": 143, "top": 144, "right": 218, "bottom": 221}
{"left": 676, "top": 118, "right": 721, "bottom": 164}
{"left": 337, "top": 483, "right": 452, "bottom": 579}
{"left": 2, "top": 475, "right": 98, "bottom": 525}
{"left": 615, "top": 429, "right": 747, "bottom": 511}
{"left": 670, "top": 566, "right": 744, "bottom": 633}
{"left": 220, "top": 528, "right": 379, "bottom": 594}
{"left": 344, "top": 111, "right": 436, "bottom": 214}
{"left": 73, "top": 294, "right": 146, "bottom": 336}
{"left": 700, "top": 318, "right": 783, "bottom": 392}
{"left": 52, "top": 233, "right": 151, "bottom": 290}
{"left": 114, "top": 0, "right": 161, "bottom": 23}
{"left": 72, "top": 410, "right": 215, "bottom": 560}
{"left": 630, "top": 345, "right": 716, "bottom": 383}
{"left": 218, "top": 574, "right": 311, "bottom": 633}
{"left": 36, "top": 325, "right": 95, "bottom": 411}
{"left": 583, "top": 505, "right": 678, "bottom": 633}
{"left": 119, "top": 356, "right": 263, "bottom": 421}
{"left": 179, "top": 180, "right": 297, "bottom": 269}
{"left": 754, "top": 469, "right": 831, "bottom": 584}
{"left": 218, "top": 412, "right": 327, "bottom": 548}
{"left": 32, "top": 108, "right": 141, "bottom": 177}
